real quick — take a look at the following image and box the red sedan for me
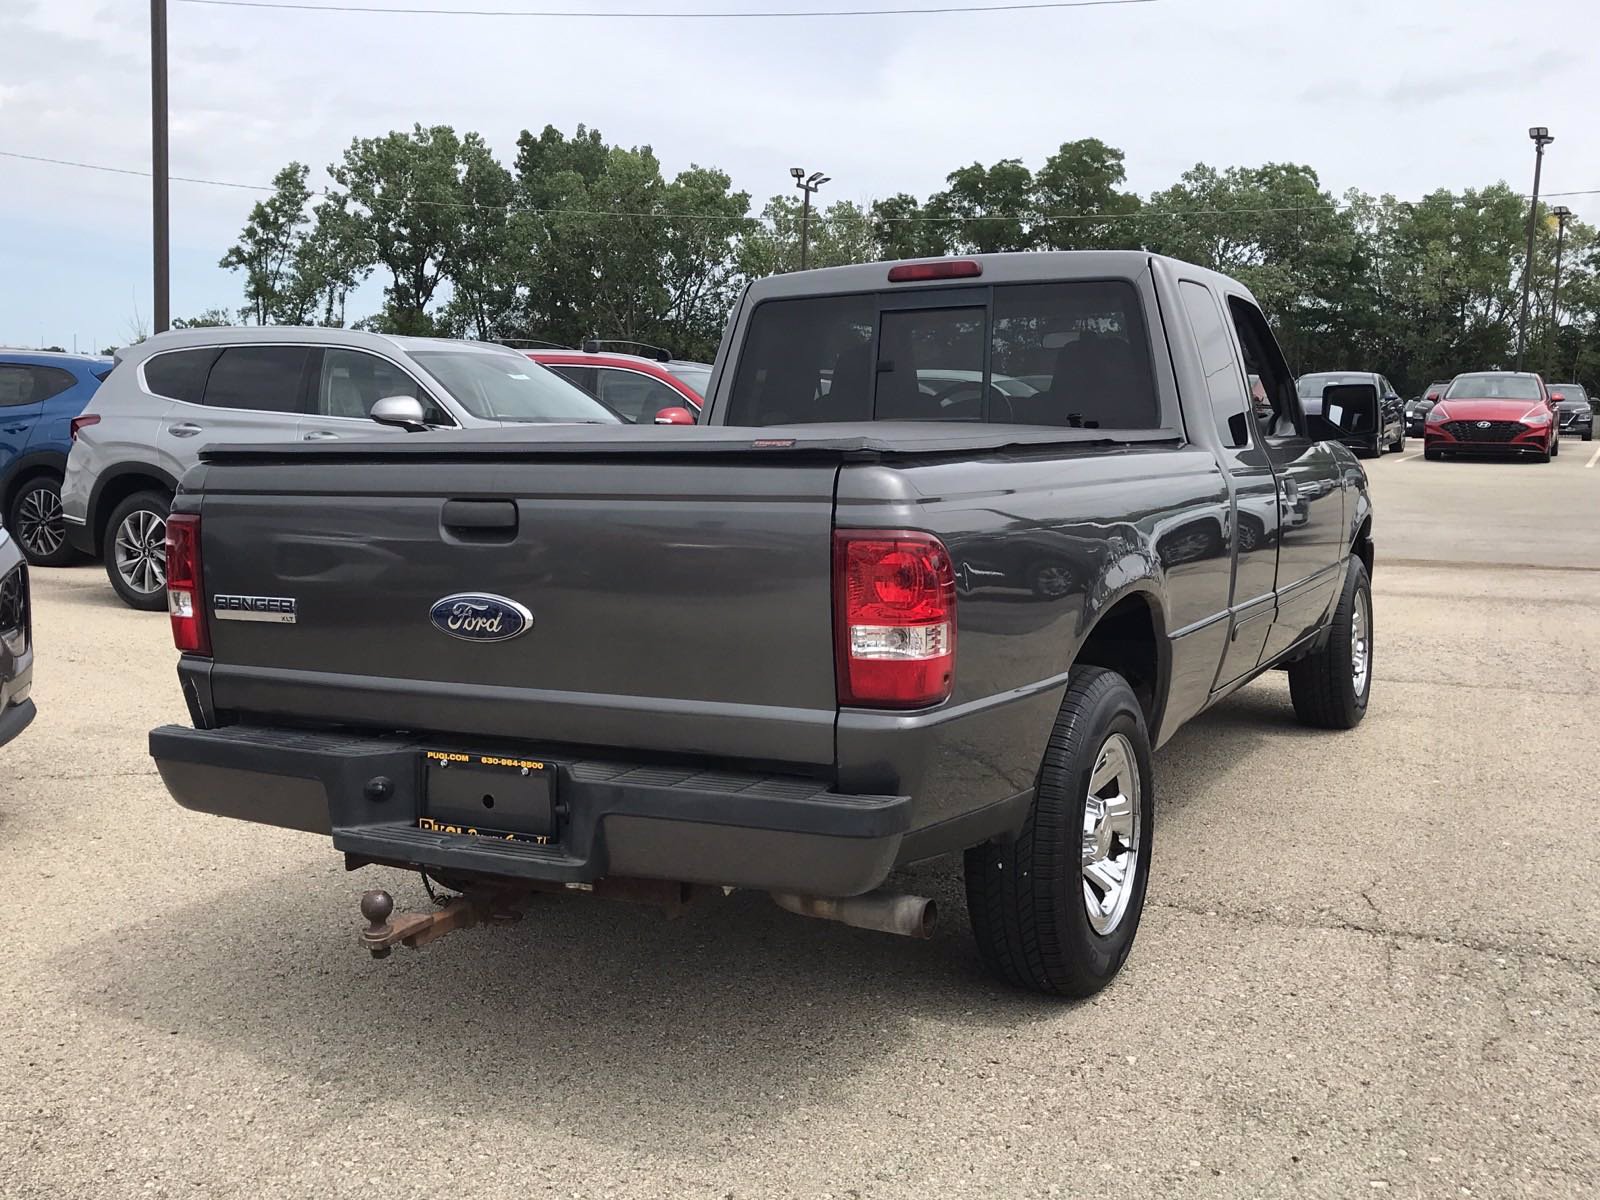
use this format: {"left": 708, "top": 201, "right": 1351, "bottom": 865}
{"left": 1424, "top": 371, "right": 1560, "bottom": 462}
{"left": 525, "top": 344, "right": 709, "bottom": 424}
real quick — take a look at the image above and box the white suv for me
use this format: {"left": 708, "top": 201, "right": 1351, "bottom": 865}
{"left": 63, "top": 327, "right": 618, "bottom": 609}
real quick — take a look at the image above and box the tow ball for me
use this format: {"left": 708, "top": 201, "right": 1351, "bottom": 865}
{"left": 358, "top": 887, "right": 524, "bottom": 958}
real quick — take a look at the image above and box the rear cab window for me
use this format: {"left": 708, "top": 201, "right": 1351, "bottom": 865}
{"left": 725, "top": 279, "right": 1161, "bottom": 429}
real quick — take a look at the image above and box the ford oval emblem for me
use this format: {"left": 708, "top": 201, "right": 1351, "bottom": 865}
{"left": 429, "top": 593, "right": 533, "bottom": 642}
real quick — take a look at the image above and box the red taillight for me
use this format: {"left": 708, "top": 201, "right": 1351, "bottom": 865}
{"left": 833, "top": 530, "right": 956, "bottom": 709}
{"left": 70, "top": 414, "right": 101, "bottom": 441}
{"left": 887, "top": 259, "right": 982, "bottom": 283}
{"left": 165, "top": 513, "right": 210, "bottom": 656}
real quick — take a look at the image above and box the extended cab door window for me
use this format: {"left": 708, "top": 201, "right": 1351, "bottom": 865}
{"left": 1225, "top": 295, "right": 1346, "bottom": 661}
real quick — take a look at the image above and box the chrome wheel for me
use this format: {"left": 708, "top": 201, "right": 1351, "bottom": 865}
{"left": 113, "top": 508, "right": 167, "bottom": 595}
{"left": 1081, "top": 732, "right": 1141, "bottom": 936}
{"left": 16, "top": 485, "right": 65, "bottom": 559}
{"left": 1351, "top": 584, "right": 1371, "bottom": 697}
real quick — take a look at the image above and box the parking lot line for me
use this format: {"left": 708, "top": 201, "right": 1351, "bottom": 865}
{"left": 1398, "top": 452, "right": 1423, "bottom": 463}
{"left": 1588, "top": 445, "right": 1600, "bottom": 469}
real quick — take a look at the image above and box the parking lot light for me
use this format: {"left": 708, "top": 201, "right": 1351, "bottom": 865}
{"left": 1515, "top": 126, "right": 1555, "bottom": 371}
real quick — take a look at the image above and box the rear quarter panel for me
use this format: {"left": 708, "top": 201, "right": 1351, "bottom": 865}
{"left": 835, "top": 443, "right": 1232, "bottom": 834}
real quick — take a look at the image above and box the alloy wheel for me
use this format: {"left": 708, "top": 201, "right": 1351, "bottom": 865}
{"left": 1350, "top": 584, "right": 1371, "bottom": 696}
{"left": 16, "top": 485, "right": 65, "bottom": 559}
{"left": 1081, "top": 732, "right": 1142, "bottom": 936}
{"left": 113, "top": 508, "right": 167, "bottom": 596}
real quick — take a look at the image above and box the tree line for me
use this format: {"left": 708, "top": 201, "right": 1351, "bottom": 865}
{"left": 208, "top": 122, "right": 1600, "bottom": 397}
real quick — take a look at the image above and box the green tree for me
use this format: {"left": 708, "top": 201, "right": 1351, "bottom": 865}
{"left": 869, "top": 192, "right": 949, "bottom": 261}
{"left": 293, "top": 192, "right": 374, "bottom": 327}
{"left": 736, "top": 195, "right": 874, "bottom": 277}
{"left": 219, "top": 163, "right": 314, "bottom": 324}
{"left": 1033, "top": 138, "right": 1142, "bottom": 251}
{"left": 440, "top": 132, "right": 521, "bottom": 340}
{"left": 332, "top": 125, "right": 470, "bottom": 335}
{"left": 172, "top": 308, "right": 234, "bottom": 329}
{"left": 927, "top": 159, "right": 1035, "bottom": 254}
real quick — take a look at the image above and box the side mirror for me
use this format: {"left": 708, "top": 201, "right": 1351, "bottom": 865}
{"left": 1314, "top": 382, "right": 1379, "bottom": 440}
{"left": 1550, "top": 392, "right": 1565, "bottom": 404}
{"left": 370, "top": 395, "right": 428, "bottom": 432}
{"left": 1426, "top": 393, "right": 1439, "bottom": 403}
{"left": 653, "top": 406, "right": 695, "bottom": 426}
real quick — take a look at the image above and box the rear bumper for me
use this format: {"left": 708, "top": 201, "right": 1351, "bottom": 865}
{"left": 149, "top": 724, "right": 911, "bottom": 897}
{"left": 0, "top": 698, "right": 35, "bottom": 748}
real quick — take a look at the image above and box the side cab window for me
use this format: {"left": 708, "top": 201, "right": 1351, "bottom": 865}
{"left": 1224, "top": 298, "right": 1302, "bottom": 441}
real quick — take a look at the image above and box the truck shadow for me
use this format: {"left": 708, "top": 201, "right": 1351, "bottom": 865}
{"left": 60, "top": 854, "right": 1068, "bottom": 1150}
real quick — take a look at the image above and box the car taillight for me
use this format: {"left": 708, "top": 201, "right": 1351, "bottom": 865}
{"left": 833, "top": 530, "right": 956, "bottom": 708}
{"left": 70, "top": 414, "right": 101, "bottom": 441}
{"left": 165, "top": 513, "right": 209, "bottom": 655}
{"left": 887, "top": 259, "right": 982, "bottom": 283}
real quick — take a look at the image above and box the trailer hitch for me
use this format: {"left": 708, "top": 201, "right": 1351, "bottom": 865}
{"left": 358, "top": 888, "right": 522, "bottom": 958}
{"left": 358, "top": 876, "right": 710, "bottom": 958}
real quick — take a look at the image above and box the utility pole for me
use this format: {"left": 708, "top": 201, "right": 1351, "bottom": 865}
{"left": 151, "top": 0, "right": 170, "bottom": 334}
{"left": 1514, "top": 126, "right": 1553, "bottom": 372}
{"left": 789, "top": 167, "right": 830, "bottom": 271}
{"left": 1548, "top": 204, "right": 1572, "bottom": 373}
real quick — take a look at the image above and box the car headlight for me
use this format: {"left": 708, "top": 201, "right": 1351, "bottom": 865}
{"left": 1525, "top": 411, "right": 1551, "bottom": 426}
{"left": 1426, "top": 407, "right": 1448, "bottom": 424}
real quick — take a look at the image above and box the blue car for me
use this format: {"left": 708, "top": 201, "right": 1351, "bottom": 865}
{"left": 0, "top": 351, "right": 113, "bottom": 566}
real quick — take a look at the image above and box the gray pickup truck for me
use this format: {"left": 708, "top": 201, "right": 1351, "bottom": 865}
{"left": 150, "top": 252, "right": 1376, "bottom": 996}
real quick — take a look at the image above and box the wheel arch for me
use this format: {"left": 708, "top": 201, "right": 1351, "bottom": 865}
{"left": 1072, "top": 588, "right": 1168, "bottom": 737}
{"left": 0, "top": 449, "right": 69, "bottom": 518}
{"left": 87, "top": 465, "right": 179, "bottom": 557}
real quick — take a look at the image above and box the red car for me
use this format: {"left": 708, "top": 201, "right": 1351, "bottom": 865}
{"left": 1424, "top": 371, "right": 1561, "bottom": 462}
{"left": 524, "top": 343, "right": 709, "bottom": 424}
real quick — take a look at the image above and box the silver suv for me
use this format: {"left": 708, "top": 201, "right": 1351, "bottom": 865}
{"left": 63, "top": 327, "right": 618, "bottom": 609}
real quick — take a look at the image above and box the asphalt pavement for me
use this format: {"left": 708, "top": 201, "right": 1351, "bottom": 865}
{"left": 3, "top": 442, "right": 1597, "bottom": 1198}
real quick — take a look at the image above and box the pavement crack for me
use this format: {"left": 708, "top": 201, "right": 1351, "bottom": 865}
{"left": 1154, "top": 898, "right": 1600, "bottom": 972}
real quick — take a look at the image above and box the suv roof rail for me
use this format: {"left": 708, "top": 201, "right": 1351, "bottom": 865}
{"left": 499, "top": 338, "right": 574, "bottom": 351}
{"left": 580, "top": 337, "right": 673, "bottom": 363}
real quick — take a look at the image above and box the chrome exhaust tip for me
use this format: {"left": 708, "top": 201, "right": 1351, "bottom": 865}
{"left": 770, "top": 889, "right": 937, "bottom": 939}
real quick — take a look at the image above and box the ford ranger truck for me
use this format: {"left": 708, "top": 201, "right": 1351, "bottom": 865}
{"left": 149, "top": 252, "right": 1376, "bottom": 997}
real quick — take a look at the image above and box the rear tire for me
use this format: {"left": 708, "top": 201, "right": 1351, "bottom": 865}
{"left": 1551, "top": 438, "right": 1560, "bottom": 458}
{"left": 1287, "top": 559, "right": 1372, "bottom": 730}
{"left": 1583, "top": 429, "right": 1592, "bottom": 442}
{"left": 103, "top": 491, "right": 171, "bottom": 611}
{"left": 7, "top": 475, "right": 79, "bottom": 567}
{"left": 1390, "top": 430, "right": 1405, "bottom": 453}
{"left": 964, "top": 666, "right": 1154, "bottom": 998}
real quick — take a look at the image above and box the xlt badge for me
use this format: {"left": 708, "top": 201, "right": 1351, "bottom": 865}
{"left": 213, "top": 594, "right": 297, "bottom": 624}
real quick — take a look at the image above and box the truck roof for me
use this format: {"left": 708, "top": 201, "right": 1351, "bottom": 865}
{"left": 743, "top": 250, "right": 1258, "bottom": 308}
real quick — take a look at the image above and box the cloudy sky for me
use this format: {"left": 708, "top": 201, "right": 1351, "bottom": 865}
{"left": 3, "top": 0, "right": 1596, "bottom": 351}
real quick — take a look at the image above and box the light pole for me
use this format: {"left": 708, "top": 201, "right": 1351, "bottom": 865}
{"left": 1548, "top": 204, "right": 1572, "bottom": 371}
{"left": 1514, "top": 126, "right": 1553, "bottom": 371}
{"left": 790, "top": 167, "right": 829, "bottom": 271}
{"left": 151, "top": 0, "right": 170, "bottom": 334}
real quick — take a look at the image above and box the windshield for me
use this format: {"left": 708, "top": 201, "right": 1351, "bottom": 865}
{"left": 663, "top": 363, "right": 712, "bottom": 397}
{"left": 410, "top": 351, "right": 619, "bottom": 423}
{"left": 1445, "top": 374, "right": 1542, "bottom": 402}
{"left": 1550, "top": 384, "right": 1589, "bottom": 404}
{"left": 1296, "top": 373, "right": 1363, "bottom": 399}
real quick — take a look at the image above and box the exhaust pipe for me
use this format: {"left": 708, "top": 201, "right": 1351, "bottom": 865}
{"left": 770, "top": 889, "right": 937, "bottom": 939}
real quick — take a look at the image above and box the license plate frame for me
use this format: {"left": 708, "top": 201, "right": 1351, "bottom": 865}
{"left": 418, "top": 750, "right": 556, "bottom": 845}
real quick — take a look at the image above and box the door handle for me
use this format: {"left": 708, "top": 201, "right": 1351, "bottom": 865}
{"left": 303, "top": 430, "right": 341, "bottom": 441}
{"left": 167, "top": 422, "right": 203, "bottom": 438}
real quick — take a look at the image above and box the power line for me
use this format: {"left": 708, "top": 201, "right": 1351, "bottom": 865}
{"left": 177, "top": 0, "right": 1157, "bottom": 18}
{"left": 8, "top": 148, "right": 1600, "bottom": 226}
{"left": 0, "top": 149, "right": 273, "bottom": 191}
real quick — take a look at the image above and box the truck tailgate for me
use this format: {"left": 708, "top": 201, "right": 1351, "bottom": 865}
{"left": 193, "top": 452, "right": 841, "bottom": 765}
